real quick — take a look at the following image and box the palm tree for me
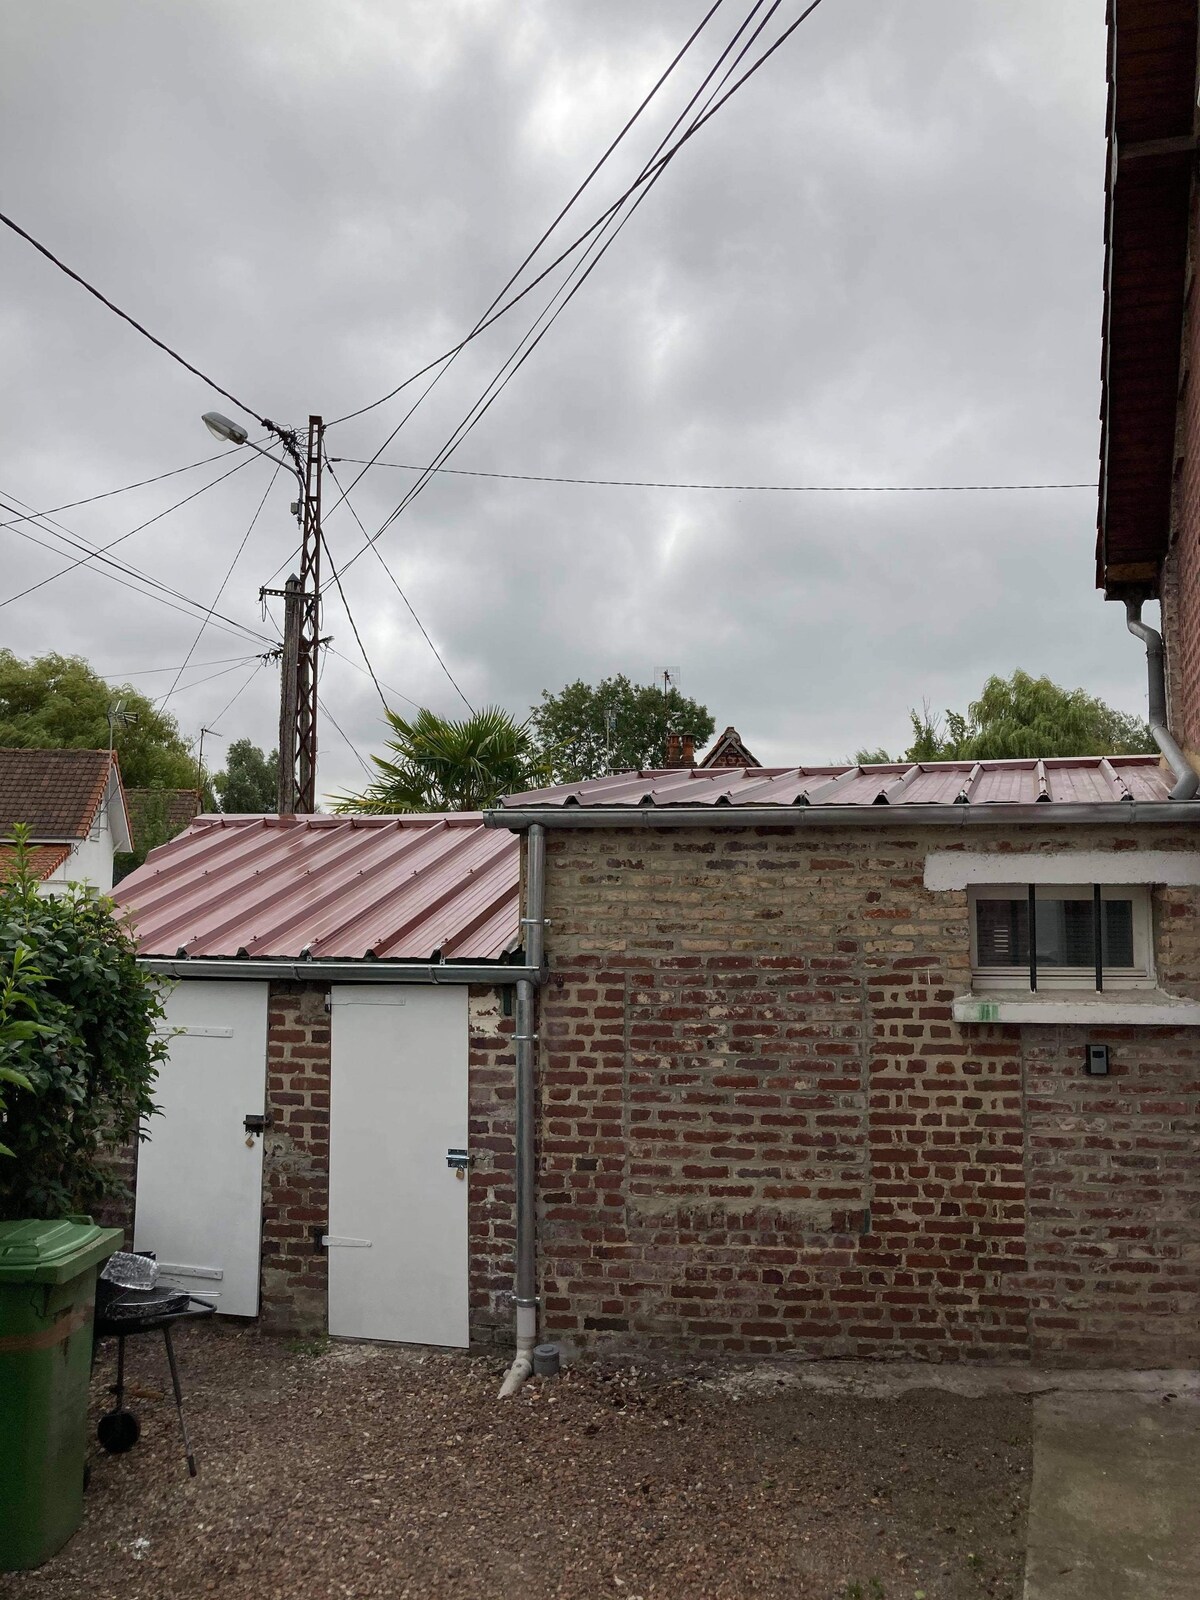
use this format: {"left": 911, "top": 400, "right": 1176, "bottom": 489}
{"left": 331, "top": 706, "right": 546, "bottom": 814}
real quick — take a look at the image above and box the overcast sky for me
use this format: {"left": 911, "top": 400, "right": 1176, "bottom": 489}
{"left": 0, "top": 1, "right": 1120, "bottom": 796}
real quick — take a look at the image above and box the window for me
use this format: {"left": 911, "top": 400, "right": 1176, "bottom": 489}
{"left": 969, "top": 884, "right": 1153, "bottom": 992}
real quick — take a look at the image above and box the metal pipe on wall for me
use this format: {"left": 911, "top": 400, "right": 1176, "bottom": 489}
{"left": 498, "top": 822, "right": 546, "bottom": 1399}
{"left": 1126, "top": 599, "right": 1199, "bottom": 801}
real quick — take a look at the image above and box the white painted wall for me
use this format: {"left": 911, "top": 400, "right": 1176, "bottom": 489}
{"left": 34, "top": 766, "right": 130, "bottom": 895}
{"left": 924, "top": 849, "right": 1200, "bottom": 892}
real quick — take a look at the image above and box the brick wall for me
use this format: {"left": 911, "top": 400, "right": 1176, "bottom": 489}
{"left": 1161, "top": 189, "right": 1200, "bottom": 765}
{"left": 260, "top": 981, "right": 331, "bottom": 1334}
{"left": 467, "top": 985, "right": 518, "bottom": 1345}
{"left": 535, "top": 824, "right": 1200, "bottom": 1366}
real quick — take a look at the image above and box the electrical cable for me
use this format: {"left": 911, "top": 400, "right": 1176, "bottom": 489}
{"left": 0, "top": 494, "right": 278, "bottom": 649}
{"left": 158, "top": 462, "right": 282, "bottom": 710}
{"left": 0, "top": 208, "right": 272, "bottom": 426}
{"left": 332, "top": 0, "right": 806, "bottom": 582}
{"left": 318, "top": 526, "right": 389, "bottom": 716}
{"left": 317, "top": 692, "right": 374, "bottom": 779}
{"left": 323, "top": 0, "right": 827, "bottom": 448}
{"left": 158, "top": 658, "right": 260, "bottom": 697}
{"left": 328, "top": 0, "right": 728, "bottom": 431}
{"left": 324, "top": 463, "right": 473, "bottom": 713}
{"left": 0, "top": 455, "right": 257, "bottom": 608}
{"left": 0, "top": 444, "right": 265, "bottom": 530}
{"left": 207, "top": 660, "right": 265, "bottom": 728}
{"left": 99, "top": 654, "right": 263, "bottom": 678}
{"left": 328, "top": 459, "right": 1097, "bottom": 493}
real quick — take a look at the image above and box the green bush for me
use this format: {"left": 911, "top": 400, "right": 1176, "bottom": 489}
{"left": 0, "top": 828, "right": 168, "bottom": 1219}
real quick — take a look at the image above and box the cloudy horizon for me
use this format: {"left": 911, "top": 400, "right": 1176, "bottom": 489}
{"left": 0, "top": 1, "right": 1123, "bottom": 796}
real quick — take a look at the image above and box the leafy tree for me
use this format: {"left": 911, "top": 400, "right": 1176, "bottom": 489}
{"left": 215, "top": 739, "right": 278, "bottom": 812}
{"left": 530, "top": 675, "right": 716, "bottom": 783}
{"left": 854, "top": 673, "right": 1156, "bottom": 765}
{"left": 331, "top": 706, "right": 546, "bottom": 814}
{"left": 0, "top": 829, "right": 167, "bottom": 1217}
{"left": 0, "top": 650, "right": 198, "bottom": 790}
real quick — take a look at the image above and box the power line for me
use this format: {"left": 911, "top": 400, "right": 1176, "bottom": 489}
{"left": 317, "top": 693, "right": 374, "bottom": 780}
{"left": 0, "top": 493, "right": 278, "bottom": 649}
{"left": 0, "top": 444, "right": 262, "bottom": 531}
{"left": 0, "top": 208, "right": 272, "bottom": 426}
{"left": 323, "top": 464, "right": 473, "bottom": 713}
{"left": 160, "top": 658, "right": 262, "bottom": 698}
{"left": 207, "top": 660, "right": 266, "bottom": 728}
{"left": 323, "top": 0, "right": 828, "bottom": 451}
{"left": 333, "top": 0, "right": 813, "bottom": 581}
{"left": 159, "top": 462, "right": 281, "bottom": 710}
{"left": 328, "top": 0, "right": 728, "bottom": 431}
{"left": 329, "top": 458, "right": 1098, "bottom": 493}
{"left": 318, "top": 526, "right": 389, "bottom": 716}
{"left": 0, "top": 455, "right": 257, "bottom": 608}
{"left": 99, "top": 654, "right": 263, "bottom": 678}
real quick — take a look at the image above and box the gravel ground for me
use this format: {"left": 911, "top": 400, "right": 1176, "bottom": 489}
{"left": 3, "top": 1325, "right": 1031, "bottom": 1600}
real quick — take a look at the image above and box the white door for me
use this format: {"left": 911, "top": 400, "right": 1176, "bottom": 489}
{"left": 327, "top": 985, "right": 469, "bottom": 1346}
{"left": 134, "top": 981, "right": 268, "bottom": 1316}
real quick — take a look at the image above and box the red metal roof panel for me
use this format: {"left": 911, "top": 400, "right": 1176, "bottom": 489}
{"left": 500, "top": 757, "right": 1178, "bottom": 811}
{"left": 113, "top": 814, "right": 520, "bottom": 961}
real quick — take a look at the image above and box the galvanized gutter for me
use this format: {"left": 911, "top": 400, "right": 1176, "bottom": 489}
{"left": 138, "top": 957, "right": 535, "bottom": 984}
{"left": 488, "top": 801, "right": 1200, "bottom": 831}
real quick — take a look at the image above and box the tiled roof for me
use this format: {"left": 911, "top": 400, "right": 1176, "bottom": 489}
{"left": 0, "top": 843, "right": 71, "bottom": 882}
{"left": 0, "top": 749, "right": 117, "bottom": 839}
{"left": 114, "top": 813, "right": 520, "bottom": 961}
{"left": 124, "top": 789, "right": 203, "bottom": 851}
{"left": 501, "top": 756, "right": 1179, "bottom": 810}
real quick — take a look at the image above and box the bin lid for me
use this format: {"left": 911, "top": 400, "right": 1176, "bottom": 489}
{"left": 0, "top": 1218, "right": 123, "bottom": 1285}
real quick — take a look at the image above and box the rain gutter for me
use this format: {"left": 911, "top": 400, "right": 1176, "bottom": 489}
{"left": 488, "top": 802, "right": 1200, "bottom": 831}
{"left": 1125, "top": 599, "right": 1199, "bottom": 800}
{"left": 137, "top": 958, "right": 536, "bottom": 984}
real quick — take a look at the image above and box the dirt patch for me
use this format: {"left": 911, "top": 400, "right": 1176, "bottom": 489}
{"left": 2, "top": 1324, "right": 1030, "bottom": 1600}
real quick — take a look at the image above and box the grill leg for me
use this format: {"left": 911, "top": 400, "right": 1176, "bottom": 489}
{"left": 161, "top": 1325, "right": 197, "bottom": 1477}
{"left": 115, "top": 1335, "right": 126, "bottom": 1411}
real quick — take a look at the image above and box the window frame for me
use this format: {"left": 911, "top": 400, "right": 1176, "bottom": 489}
{"left": 968, "top": 883, "right": 1155, "bottom": 992}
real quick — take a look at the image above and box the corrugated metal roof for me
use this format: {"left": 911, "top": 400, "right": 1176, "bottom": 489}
{"left": 501, "top": 756, "right": 1179, "bottom": 810}
{"left": 113, "top": 814, "right": 520, "bottom": 961}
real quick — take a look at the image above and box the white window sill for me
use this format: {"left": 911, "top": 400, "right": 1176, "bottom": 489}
{"left": 953, "top": 989, "right": 1200, "bottom": 1026}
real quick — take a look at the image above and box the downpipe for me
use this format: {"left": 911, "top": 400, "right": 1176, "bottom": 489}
{"left": 1126, "top": 600, "right": 1199, "bottom": 801}
{"left": 498, "top": 823, "right": 546, "bottom": 1399}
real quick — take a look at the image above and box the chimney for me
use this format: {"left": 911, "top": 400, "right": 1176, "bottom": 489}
{"left": 681, "top": 733, "right": 696, "bottom": 767}
{"left": 665, "top": 733, "right": 682, "bottom": 768}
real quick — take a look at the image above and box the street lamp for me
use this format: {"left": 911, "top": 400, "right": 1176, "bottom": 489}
{"left": 202, "top": 411, "right": 304, "bottom": 499}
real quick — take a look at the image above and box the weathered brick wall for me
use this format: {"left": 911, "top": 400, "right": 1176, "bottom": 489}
{"left": 536, "top": 824, "right": 1200, "bottom": 1366}
{"left": 1161, "top": 189, "right": 1200, "bottom": 766}
{"left": 261, "top": 981, "right": 331, "bottom": 1334}
{"left": 467, "top": 985, "right": 518, "bottom": 1346}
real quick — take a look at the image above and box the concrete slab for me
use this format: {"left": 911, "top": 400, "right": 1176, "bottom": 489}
{"left": 1024, "top": 1391, "right": 1200, "bottom": 1599}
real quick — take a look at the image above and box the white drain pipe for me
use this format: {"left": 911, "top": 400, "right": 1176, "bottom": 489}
{"left": 498, "top": 823, "right": 546, "bottom": 1398}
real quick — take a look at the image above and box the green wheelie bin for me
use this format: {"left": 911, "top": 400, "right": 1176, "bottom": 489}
{"left": 0, "top": 1217, "right": 122, "bottom": 1571}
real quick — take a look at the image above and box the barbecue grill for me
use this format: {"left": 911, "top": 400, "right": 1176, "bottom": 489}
{"left": 93, "top": 1257, "right": 214, "bottom": 1477}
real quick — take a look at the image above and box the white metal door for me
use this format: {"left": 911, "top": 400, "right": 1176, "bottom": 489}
{"left": 327, "top": 985, "right": 469, "bottom": 1346}
{"left": 134, "top": 981, "right": 268, "bottom": 1316}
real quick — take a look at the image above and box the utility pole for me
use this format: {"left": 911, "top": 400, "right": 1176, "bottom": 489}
{"left": 261, "top": 415, "right": 324, "bottom": 815}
